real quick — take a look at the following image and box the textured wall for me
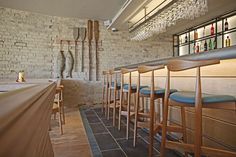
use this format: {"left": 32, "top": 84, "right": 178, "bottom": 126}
{"left": 0, "top": 7, "right": 173, "bottom": 81}
{"left": 0, "top": 7, "right": 173, "bottom": 106}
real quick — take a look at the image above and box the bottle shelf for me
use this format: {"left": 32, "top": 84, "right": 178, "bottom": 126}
{"left": 173, "top": 10, "right": 236, "bottom": 57}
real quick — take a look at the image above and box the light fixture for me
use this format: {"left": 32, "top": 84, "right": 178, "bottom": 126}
{"left": 130, "top": 0, "right": 208, "bottom": 41}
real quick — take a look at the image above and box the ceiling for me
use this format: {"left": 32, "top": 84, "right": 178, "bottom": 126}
{"left": 0, "top": 0, "right": 127, "bottom": 20}
{"left": 109, "top": 0, "right": 236, "bottom": 33}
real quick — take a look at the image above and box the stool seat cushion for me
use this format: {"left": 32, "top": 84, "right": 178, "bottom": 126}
{"left": 140, "top": 87, "right": 177, "bottom": 95}
{"left": 170, "top": 91, "right": 236, "bottom": 104}
{"left": 111, "top": 82, "right": 127, "bottom": 89}
{"left": 123, "top": 84, "right": 148, "bottom": 91}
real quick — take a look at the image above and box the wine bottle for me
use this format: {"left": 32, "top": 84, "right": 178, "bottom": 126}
{"left": 193, "top": 43, "right": 196, "bottom": 53}
{"left": 185, "top": 34, "right": 188, "bottom": 43}
{"left": 211, "top": 24, "right": 214, "bottom": 35}
{"left": 225, "top": 18, "right": 229, "bottom": 31}
{"left": 213, "top": 38, "right": 217, "bottom": 49}
{"left": 196, "top": 43, "right": 200, "bottom": 53}
{"left": 225, "top": 36, "right": 231, "bottom": 47}
{"left": 202, "top": 27, "right": 206, "bottom": 37}
{"left": 194, "top": 30, "right": 198, "bottom": 40}
{"left": 204, "top": 40, "right": 207, "bottom": 51}
{"left": 209, "top": 39, "right": 212, "bottom": 50}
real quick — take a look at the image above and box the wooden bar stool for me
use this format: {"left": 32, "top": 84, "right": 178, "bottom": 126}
{"left": 133, "top": 65, "right": 180, "bottom": 157}
{"left": 107, "top": 69, "right": 121, "bottom": 126}
{"left": 52, "top": 85, "right": 64, "bottom": 134}
{"left": 118, "top": 68, "right": 139, "bottom": 139}
{"left": 160, "top": 59, "right": 236, "bottom": 157}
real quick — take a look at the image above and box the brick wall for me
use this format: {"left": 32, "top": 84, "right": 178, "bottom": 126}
{"left": 0, "top": 7, "right": 173, "bottom": 106}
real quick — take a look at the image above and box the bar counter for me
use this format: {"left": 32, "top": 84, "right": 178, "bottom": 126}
{"left": 114, "top": 46, "right": 236, "bottom": 152}
{"left": 115, "top": 45, "right": 236, "bottom": 70}
{"left": 0, "top": 82, "right": 56, "bottom": 157}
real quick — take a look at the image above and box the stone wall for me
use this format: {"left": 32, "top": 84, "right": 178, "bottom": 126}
{"left": 0, "top": 7, "right": 173, "bottom": 106}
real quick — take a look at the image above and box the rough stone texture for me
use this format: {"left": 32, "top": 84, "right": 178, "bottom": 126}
{"left": 0, "top": 7, "right": 173, "bottom": 106}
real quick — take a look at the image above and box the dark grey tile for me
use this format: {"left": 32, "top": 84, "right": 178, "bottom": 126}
{"left": 94, "top": 133, "right": 119, "bottom": 151}
{"left": 117, "top": 137, "right": 159, "bottom": 157}
{"left": 87, "top": 115, "right": 101, "bottom": 123}
{"left": 101, "top": 118, "right": 113, "bottom": 127}
{"left": 102, "top": 149, "right": 126, "bottom": 157}
{"left": 90, "top": 122, "right": 108, "bottom": 134}
{"left": 107, "top": 125, "right": 134, "bottom": 140}
{"left": 85, "top": 110, "right": 96, "bottom": 116}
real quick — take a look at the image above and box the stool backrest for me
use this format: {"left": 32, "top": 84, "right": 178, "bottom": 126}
{"left": 108, "top": 69, "right": 120, "bottom": 90}
{"left": 167, "top": 59, "right": 219, "bottom": 71}
{"left": 138, "top": 65, "right": 165, "bottom": 73}
{"left": 164, "top": 59, "right": 220, "bottom": 108}
{"left": 137, "top": 65, "right": 165, "bottom": 97}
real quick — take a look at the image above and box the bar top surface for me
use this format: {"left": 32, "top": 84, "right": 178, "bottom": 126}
{"left": 115, "top": 45, "right": 236, "bottom": 70}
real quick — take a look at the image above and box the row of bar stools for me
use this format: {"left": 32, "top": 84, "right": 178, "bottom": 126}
{"left": 118, "top": 68, "right": 137, "bottom": 139}
{"left": 133, "top": 65, "right": 182, "bottom": 157}
{"left": 160, "top": 59, "right": 236, "bottom": 157}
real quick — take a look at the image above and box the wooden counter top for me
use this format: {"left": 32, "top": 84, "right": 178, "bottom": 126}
{"left": 0, "top": 82, "right": 56, "bottom": 157}
{"left": 115, "top": 45, "right": 236, "bottom": 70}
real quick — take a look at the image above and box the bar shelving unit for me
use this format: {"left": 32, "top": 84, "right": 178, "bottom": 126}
{"left": 173, "top": 10, "right": 236, "bottom": 57}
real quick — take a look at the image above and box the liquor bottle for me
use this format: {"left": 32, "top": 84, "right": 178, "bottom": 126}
{"left": 225, "top": 36, "right": 231, "bottom": 47}
{"left": 194, "top": 30, "right": 198, "bottom": 40}
{"left": 196, "top": 43, "right": 200, "bottom": 53}
{"left": 202, "top": 27, "right": 206, "bottom": 37}
{"left": 209, "top": 39, "right": 212, "bottom": 50}
{"left": 225, "top": 18, "right": 229, "bottom": 31}
{"left": 185, "top": 34, "right": 188, "bottom": 43}
{"left": 211, "top": 24, "right": 214, "bottom": 35}
{"left": 204, "top": 40, "right": 207, "bottom": 51}
{"left": 193, "top": 43, "right": 196, "bottom": 53}
{"left": 213, "top": 38, "right": 217, "bottom": 49}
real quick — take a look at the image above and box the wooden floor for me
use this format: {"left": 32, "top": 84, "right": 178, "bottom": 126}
{"left": 49, "top": 107, "right": 92, "bottom": 157}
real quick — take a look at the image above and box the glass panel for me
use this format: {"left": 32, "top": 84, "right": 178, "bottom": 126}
{"left": 217, "top": 36, "right": 222, "bottom": 49}
{"left": 227, "top": 15, "right": 236, "bottom": 30}
{"left": 179, "top": 45, "right": 189, "bottom": 56}
{"left": 224, "top": 32, "right": 236, "bottom": 48}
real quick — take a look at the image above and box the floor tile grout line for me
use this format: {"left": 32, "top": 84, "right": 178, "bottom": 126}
{"left": 94, "top": 109, "right": 128, "bottom": 157}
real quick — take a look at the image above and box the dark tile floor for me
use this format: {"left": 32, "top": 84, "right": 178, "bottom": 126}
{"left": 80, "top": 106, "right": 182, "bottom": 157}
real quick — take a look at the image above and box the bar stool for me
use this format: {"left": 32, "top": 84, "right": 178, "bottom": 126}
{"left": 160, "top": 59, "right": 236, "bottom": 157}
{"left": 133, "top": 65, "right": 180, "bottom": 157}
{"left": 118, "top": 68, "right": 140, "bottom": 139}
{"left": 107, "top": 69, "right": 121, "bottom": 126}
{"left": 52, "top": 85, "right": 64, "bottom": 134}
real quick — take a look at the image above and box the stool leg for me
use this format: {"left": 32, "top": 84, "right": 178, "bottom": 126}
{"left": 107, "top": 88, "right": 111, "bottom": 120}
{"left": 195, "top": 67, "right": 202, "bottom": 157}
{"left": 102, "top": 85, "right": 105, "bottom": 113}
{"left": 126, "top": 89, "right": 131, "bottom": 140}
{"left": 181, "top": 107, "right": 188, "bottom": 157}
{"left": 149, "top": 97, "right": 155, "bottom": 157}
{"left": 133, "top": 95, "right": 140, "bottom": 147}
{"left": 105, "top": 85, "right": 109, "bottom": 117}
{"left": 160, "top": 98, "right": 169, "bottom": 157}
{"left": 113, "top": 88, "right": 117, "bottom": 126}
{"left": 118, "top": 90, "right": 123, "bottom": 130}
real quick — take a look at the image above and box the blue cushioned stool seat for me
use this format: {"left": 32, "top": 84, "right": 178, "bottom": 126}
{"left": 123, "top": 84, "right": 148, "bottom": 91}
{"left": 170, "top": 91, "right": 236, "bottom": 105}
{"left": 140, "top": 87, "right": 177, "bottom": 95}
{"left": 111, "top": 82, "right": 127, "bottom": 89}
